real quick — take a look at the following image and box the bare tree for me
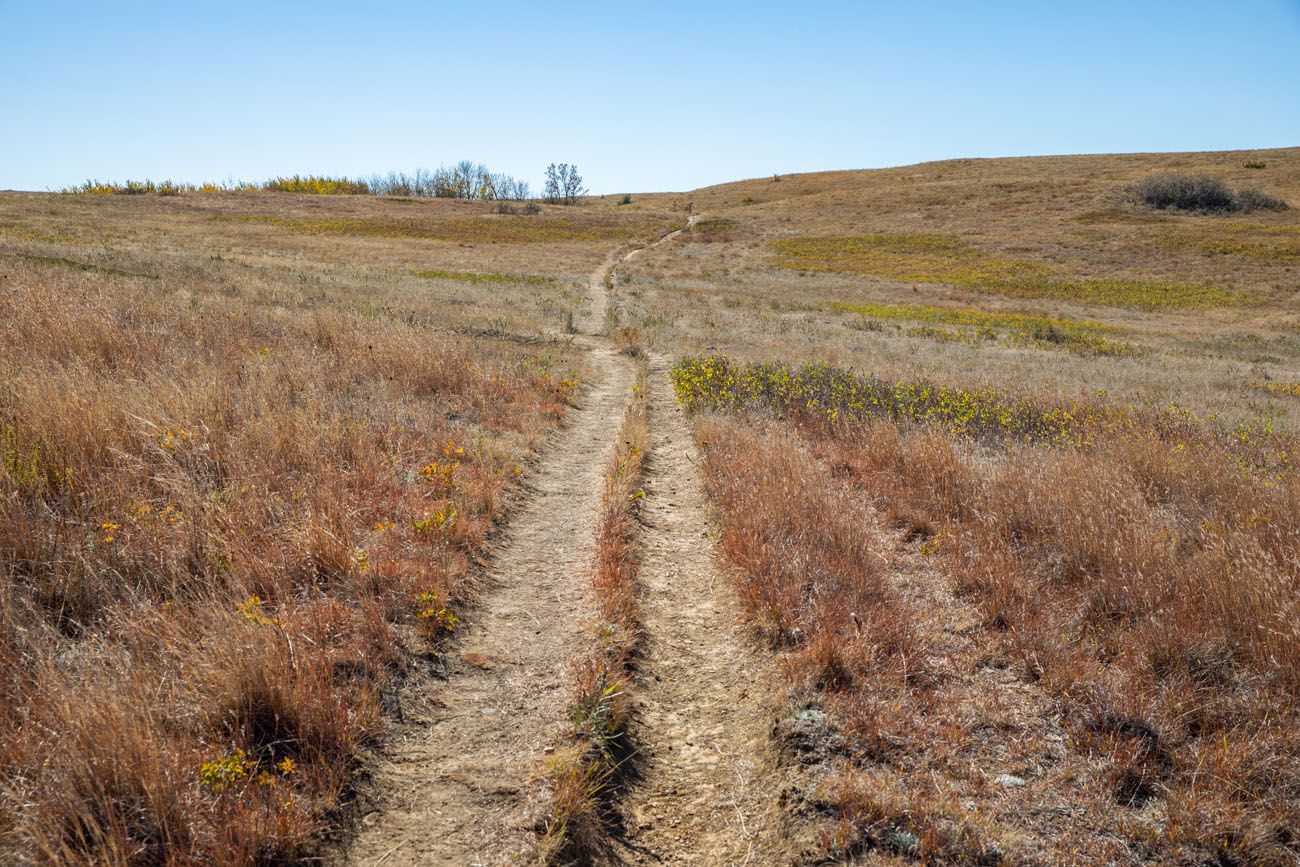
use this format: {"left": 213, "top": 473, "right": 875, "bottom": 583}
{"left": 353, "top": 162, "right": 528, "bottom": 201}
{"left": 432, "top": 166, "right": 455, "bottom": 197}
{"left": 561, "top": 164, "right": 586, "bottom": 204}
{"left": 544, "top": 163, "right": 587, "bottom": 205}
{"left": 543, "top": 164, "right": 561, "bottom": 204}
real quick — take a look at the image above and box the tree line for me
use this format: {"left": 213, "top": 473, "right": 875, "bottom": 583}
{"left": 66, "top": 161, "right": 590, "bottom": 205}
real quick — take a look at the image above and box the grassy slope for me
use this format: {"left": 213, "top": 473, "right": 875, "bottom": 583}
{"left": 0, "top": 190, "right": 676, "bottom": 863}
{"left": 620, "top": 146, "right": 1300, "bottom": 429}
{"left": 621, "top": 149, "right": 1300, "bottom": 864}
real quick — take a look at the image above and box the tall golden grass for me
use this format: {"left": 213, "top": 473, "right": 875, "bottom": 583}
{"left": 688, "top": 360, "right": 1300, "bottom": 864}
{"left": 0, "top": 258, "right": 577, "bottom": 862}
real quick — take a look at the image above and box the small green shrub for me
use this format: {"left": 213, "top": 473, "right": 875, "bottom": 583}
{"left": 618, "top": 195, "right": 633, "bottom": 205}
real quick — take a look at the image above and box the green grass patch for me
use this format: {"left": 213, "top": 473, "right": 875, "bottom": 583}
{"left": 412, "top": 268, "right": 558, "bottom": 287}
{"left": 213, "top": 213, "right": 646, "bottom": 244}
{"left": 900, "top": 324, "right": 977, "bottom": 345}
{"left": 831, "top": 300, "right": 1140, "bottom": 356}
{"left": 684, "top": 217, "right": 737, "bottom": 242}
{"left": 1159, "top": 223, "right": 1300, "bottom": 264}
{"left": 772, "top": 233, "right": 1238, "bottom": 309}
{"left": 1073, "top": 208, "right": 1174, "bottom": 225}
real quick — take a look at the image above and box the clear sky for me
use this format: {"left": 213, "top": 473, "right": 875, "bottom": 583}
{"left": 3, "top": 0, "right": 1298, "bottom": 194}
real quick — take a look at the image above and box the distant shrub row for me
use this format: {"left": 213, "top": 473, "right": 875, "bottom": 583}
{"left": 1130, "top": 173, "right": 1288, "bottom": 214}
{"left": 67, "top": 179, "right": 257, "bottom": 196}
{"left": 62, "top": 160, "right": 557, "bottom": 202}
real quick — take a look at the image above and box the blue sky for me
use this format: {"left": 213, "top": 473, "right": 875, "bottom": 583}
{"left": 2, "top": 1, "right": 1298, "bottom": 193}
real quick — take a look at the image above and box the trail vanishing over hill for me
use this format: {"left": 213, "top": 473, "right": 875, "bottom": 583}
{"left": 339, "top": 218, "right": 790, "bottom": 865}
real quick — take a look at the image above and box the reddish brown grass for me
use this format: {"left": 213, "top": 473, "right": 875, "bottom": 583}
{"left": 692, "top": 377, "right": 1300, "bottom": 862}
{"left": 816, "top": 419, "right": 1300, "bottom": 862}
{"left": 0, "top": 256, "right": 577, "bottom": 863}
{"left": 695, "top": 418, "right": 1026, "bottom": 862}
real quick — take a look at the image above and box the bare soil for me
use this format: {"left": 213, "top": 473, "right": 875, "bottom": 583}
{"left": 614, "top": 359, "right": 795, "bottom": 866}
{"left": 339, "top": 220, "right": 790, "bottom": 865}
{"left": 335, "top": 266, "right": 636, "bottom": 865}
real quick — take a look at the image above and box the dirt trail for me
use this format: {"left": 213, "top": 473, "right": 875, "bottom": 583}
{"left": 340, "top": 216, "right": 787, "bottom": 865}
{"left": 340, "top": 347, "right": 634, "bottom": 865}
{"left": 582, "top": 215, "right": 696, "bottom": 334}
{"left": 615, "top": 361, "right": 791, "bottom": 866}
{"left": 338, "top": 247, "right": 642, "bottom": 866}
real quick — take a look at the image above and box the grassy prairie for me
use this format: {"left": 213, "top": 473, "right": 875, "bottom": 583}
{"left": 0, "top": 189, "right": 681, "bottom": 862}
{"left": 615, "top": 148, "right": 1300, "bottom": 863}
{"left": 4, "top": 146, "right": 1300, "bottom": 865}
{"left": 619, "top": 147, "right": 1300, "bottom": 429}
{"left": 677, "top": 356, "right": 1300, "bottom": 863}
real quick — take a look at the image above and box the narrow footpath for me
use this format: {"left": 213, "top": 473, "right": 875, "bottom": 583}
{"left": 341, "top": 216, "right": 792, "bottom": 865}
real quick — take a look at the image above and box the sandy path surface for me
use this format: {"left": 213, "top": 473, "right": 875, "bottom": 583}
{"left": 337, "top": 245, "right": 641, "bottom": 866}
{"left": 613, "top": 359, "right": 790, "bottom": 866}
{"left": 339, "top": 215, "right": 791, "bottom": 865}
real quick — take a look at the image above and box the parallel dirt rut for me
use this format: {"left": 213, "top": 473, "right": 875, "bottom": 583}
{"left": 616, "top": 362, "right": 788, "bottom": 866}
{"left": 339, "top": 342, "right": 634, "bottom": 866}
{"left": 341, "top": 222, "right": 788, "bottom": 865}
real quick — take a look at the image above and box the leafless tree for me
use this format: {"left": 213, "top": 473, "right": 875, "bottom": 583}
{"left": 544, "top": 163, "right": 587, "bottom": 205}
{"left": 356, "top": 163, "right": 529, "bottom": 201}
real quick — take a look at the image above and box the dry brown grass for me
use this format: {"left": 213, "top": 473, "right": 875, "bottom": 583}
{"left": 618, "top": 147, "right": 1300, "bottom": 430}
{"left": 820, "top": 421, "right": 1300, "bottom": 864}
{"left": 6, "top": 146, "right": 1300, "bottom": 864}
{"left": 212, "top": 212, "right": 652, "bottom": 244}
{"left": 688, "top": 365, "right": 1300, "bottom": 863}
{"left": 696, "top": 418, "right": 1021, "bottom": 862}
{"left": 630, "top": 148, "right": 1300, "bottom": 864}
{"left": 538, "top": 367, "right": 648, "bottom": 863}
{"left": 0, "top": 190, "right": 641, "bottom": 863}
